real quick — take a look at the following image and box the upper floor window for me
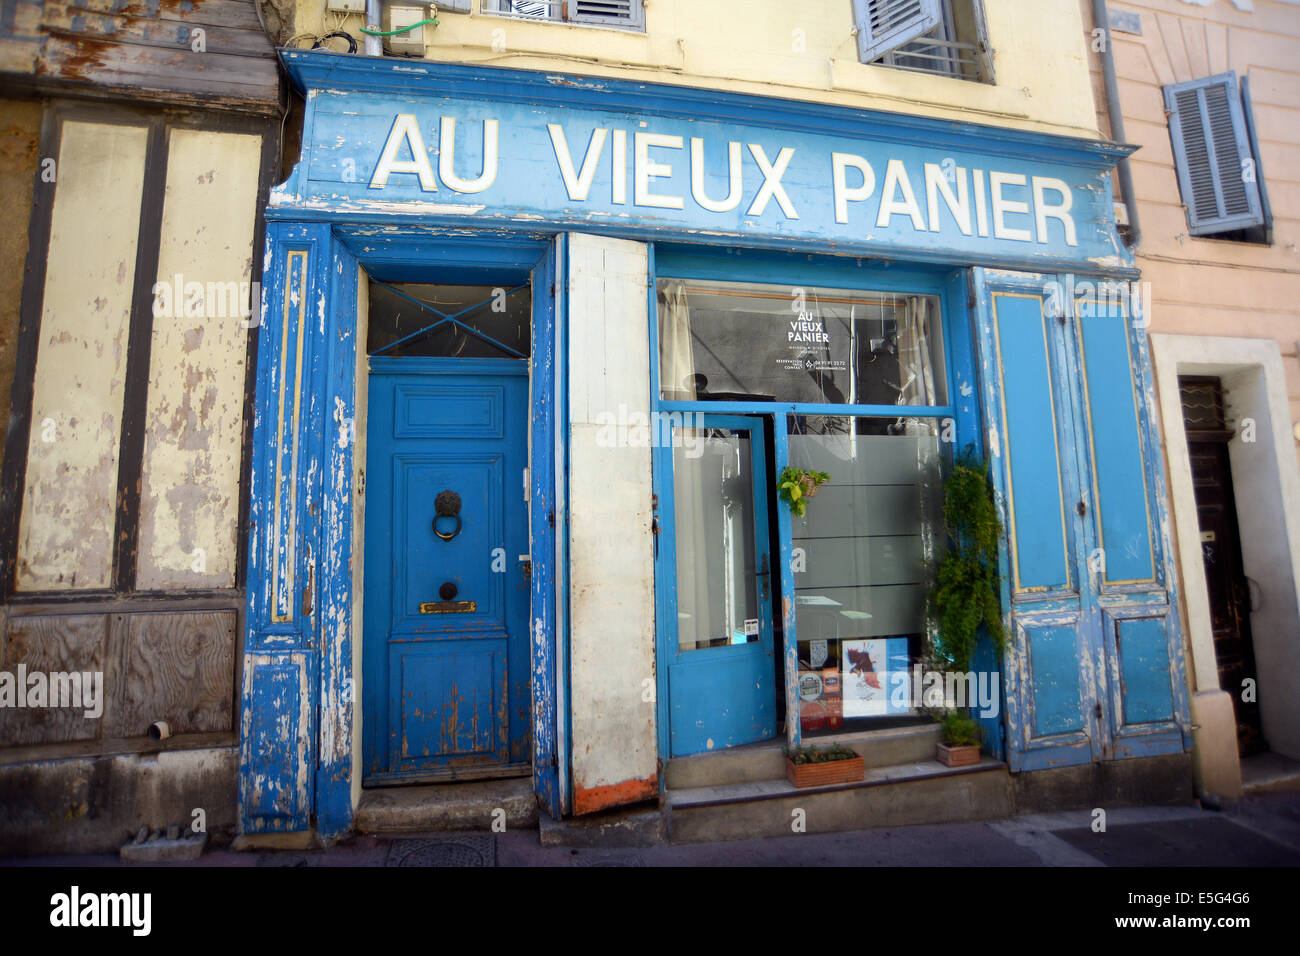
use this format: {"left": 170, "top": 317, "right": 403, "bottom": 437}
{"left": 490, "top": 0, "right": 645, "bottom": 31}
{"left": 1164, "top": 73, "right": 1272, "bottom": 245}
{"left": 853, "top": 0, "right": 991, "bottom": 83}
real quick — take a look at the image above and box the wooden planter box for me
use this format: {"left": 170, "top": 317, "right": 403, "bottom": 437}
{"left": 937, "top": 743, "right": 980, "bottom": 767}
{"left": 785, "top": 755, "right": 864, "bottom": 788}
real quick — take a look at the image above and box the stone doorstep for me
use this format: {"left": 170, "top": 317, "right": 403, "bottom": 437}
{"left": 667, "top": 755, "right": 1007, "bottom": 811}
{"left": 355, "top": 777, "right": 539, "bottom": 834}
{"left": 664, "top": 723, "right": 943, "bottom": 790}
{"left": 666, "top": 758, "right": 1013, "bottom": 844}
{"left": 120, "top": 830, "right": 209, "bottom": 863}
{"left": 539, "top": 803, "right": 667, "bottom": 848}
{"left": 1241, "top": 752, "right": 1300, "bottom": 794}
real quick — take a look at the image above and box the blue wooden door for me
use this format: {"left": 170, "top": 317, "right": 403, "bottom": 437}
{"left": 666, "top": 415, "right": 777, "bottom": 757}
{"left": 363, "top": 357, "right": 532, "bottom": 783}
{"left": 972, "top": 270, "right": 1190, "bottom": 771}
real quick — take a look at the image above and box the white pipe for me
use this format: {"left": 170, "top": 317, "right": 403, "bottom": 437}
{"left": 365, "top": 0, "right": 383, "bottom": 56}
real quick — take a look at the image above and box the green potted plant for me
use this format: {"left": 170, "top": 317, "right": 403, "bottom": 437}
{"left": 783, "top": 742, "right": 864, "bottom": 788}
{"left": 930, "top": 451, "right": 1006, "bottom": 673}
{"left": 938, "top": 711, "right": 982, "bottom": 767}
{"left": 777, "top": 467, "right": 830, "bottom": 518}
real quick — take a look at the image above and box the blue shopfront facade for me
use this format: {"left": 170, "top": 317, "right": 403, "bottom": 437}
{"left": 238, "top": 50, "right": 1191, "bottom": 838}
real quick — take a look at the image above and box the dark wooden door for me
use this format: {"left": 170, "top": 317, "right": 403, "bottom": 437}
{"left": 1187, "top": 438, "right": 1265, "bottom": 756}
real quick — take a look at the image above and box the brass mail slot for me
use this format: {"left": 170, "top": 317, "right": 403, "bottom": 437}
{"left": 419, "top": 600, "right": 477, "bottom": 614}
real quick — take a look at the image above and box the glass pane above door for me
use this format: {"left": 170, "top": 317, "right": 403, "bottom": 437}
{"left": 368, "top": 281, "right": 531, "bottom": 358}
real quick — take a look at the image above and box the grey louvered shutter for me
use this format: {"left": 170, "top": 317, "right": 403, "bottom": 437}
{"left": 1164, "top": 74, "right": 1264, "bottom": 235}
{"left": 853, "top": 0, "right": 943, "bottom": 63}
{"left": 570, "top": 0, "right": 644, "bottom": 29}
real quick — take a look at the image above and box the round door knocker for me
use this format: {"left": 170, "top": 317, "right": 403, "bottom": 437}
{"left": 433, "top": 490, "right": 462, "bottom": 541}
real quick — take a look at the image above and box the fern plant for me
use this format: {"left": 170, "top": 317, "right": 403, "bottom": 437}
{"left": 931, "top": 451, "right": 1006, "bottom": 672}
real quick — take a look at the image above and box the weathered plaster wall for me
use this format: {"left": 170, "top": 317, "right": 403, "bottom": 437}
{"left": 136, "top": 127, "right": 262, "bottom": 591}
{"left": 288, "top": 0, "right": 1103, "bottom": 140}
{"left": 0, "top": 98, "right": 40, "bottom": 482}
{"left": 16, "top": 120, "right": 146, "bottom": 591}
{"left": 566, "top": 233, "right": 657, "bottom": 814}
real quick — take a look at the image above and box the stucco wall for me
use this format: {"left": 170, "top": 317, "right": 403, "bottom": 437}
{"left": 287, "top": 0, "right": 1103, "bottom": 140}
{"left": 1093, "top": 0, "right": 1300, "bottom": 466}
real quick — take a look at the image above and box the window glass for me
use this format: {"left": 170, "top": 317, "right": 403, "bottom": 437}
{"left": 657, "top": 278, "right": 945, "bottom": 408}
{"left": 673, "top": 426, "right": 760, "bottom": 651}
{"left": 368, "top": 282, "right": 531, "bottom": 358}
{"left": 787, "top": 415, "right": 945, "bottom": 736}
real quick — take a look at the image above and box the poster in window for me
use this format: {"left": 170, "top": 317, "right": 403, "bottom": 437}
{"left": 841, "top": 637, "right": 910, "bottom": 717}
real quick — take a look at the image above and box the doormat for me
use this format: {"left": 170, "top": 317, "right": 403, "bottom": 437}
{"left": 384, "top": 834, "right": 496, "bottom": 867}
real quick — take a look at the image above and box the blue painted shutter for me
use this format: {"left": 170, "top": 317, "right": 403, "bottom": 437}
{"left": 973, "top": 274, "right": 1098, "bottom": 772}
{"left": 853, "top": 0, "right": 943, "bottom": 63}
{"left": 570, "top": 0, "right": 644, "bottom": 28}
{"left": 1071, "top": 295, "right": 1191, "bottom": 759}
{"left": 1164, "top": 73, "right": 1264, "bottom": 235}
{"left": 972, "top": 271, "right": 1192, "bottom": 773}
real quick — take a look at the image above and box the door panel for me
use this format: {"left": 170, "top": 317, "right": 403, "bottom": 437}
{"left": 990, "top": 293, "right": 1074, "bottom": 594}
{"left": 974, "top": 270, "right": 1190, "bottom": 772}
{"left": 666, "top": 415, "right": 776, "bottom": 757}
{"left": 1076, "top": 309, "right": 1156, "bottom": 585}
{"left": 363, "top": 359, "right": 531, "bottom": 783}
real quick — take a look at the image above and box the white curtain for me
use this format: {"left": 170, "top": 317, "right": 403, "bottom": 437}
{"left": 659, "top": 282, "right": 696, "bottom": 400}
{"left": 896, "top": 295, "right": 936, "bottom": 407}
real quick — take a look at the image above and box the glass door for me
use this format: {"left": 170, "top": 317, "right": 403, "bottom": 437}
{"left": 665, "top": 414, "right": 776, "bottom": 756}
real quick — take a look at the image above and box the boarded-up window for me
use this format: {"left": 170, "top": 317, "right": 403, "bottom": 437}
{"left": 135, "top": 129, "right": 262, "bottom": 590}
{"left": 16, "top": 121, "right": 147, "bottom": 591}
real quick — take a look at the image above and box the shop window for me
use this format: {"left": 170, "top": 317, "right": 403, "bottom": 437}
{"left": 853, "top": 0, "right": 991, "bottom": 83}
{"left": 1164, "top": 73, "right": 1272, "bottom": 244}
{"left": 490, "top": 0, "right": 645, "bottom": 31}
{"left": 654, "top": 272, "right": 953, "bottom": 740}
{"left": 657, "top": 278, "right": 946, "bottom": 409}
{"left": 789, "top": 415, "right": 944, "bottom": 735}
{"left": 367, "top": 281, "right": 532, "bottom": 358}
{"left": 2, "top": 107, "right": 269, "bottom": 596}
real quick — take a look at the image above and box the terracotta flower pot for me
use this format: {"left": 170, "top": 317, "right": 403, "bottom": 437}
{"left": 785, "top": 755, "right": 864, "bottom": 788}
{"left": 937, "top": 743, "right": 980, "bottom": 767}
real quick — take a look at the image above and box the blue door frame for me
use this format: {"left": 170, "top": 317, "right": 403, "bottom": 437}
{"left": 238, "top": 223, "right": 563, "bottom": 838}
{"left": 662, "top": 413, "right": 777, "bottom": 757}
{"left": 648, "top": 244, "right": 989, "bottom": 761}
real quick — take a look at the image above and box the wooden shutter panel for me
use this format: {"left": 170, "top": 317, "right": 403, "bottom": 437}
{"left": 569, "top": 0, "right": 643, "bottom": 28}
{"left": 1164, "top": 73, "right": 1264, "bottom": 235}
{"left": 853, "top": 0, "right": 942, "bottom": 63}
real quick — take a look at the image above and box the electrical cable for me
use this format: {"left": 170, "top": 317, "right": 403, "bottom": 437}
{"left": 313, "top": 30, "right": 359, "bottom": 52}
{"left": 360, "top": 17, "right": 438, "bottom": 35}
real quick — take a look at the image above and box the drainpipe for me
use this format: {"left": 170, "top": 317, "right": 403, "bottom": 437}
{"left": 1093, "top": 0, "right": 1141, "bottom": 249}
{"left": 365, "top": 0, "right": 383, "bottom": 56}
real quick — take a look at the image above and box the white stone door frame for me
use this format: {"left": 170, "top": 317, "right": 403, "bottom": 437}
{"left": 1150, "top": 333, "right": 1300, "bottom": 799}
